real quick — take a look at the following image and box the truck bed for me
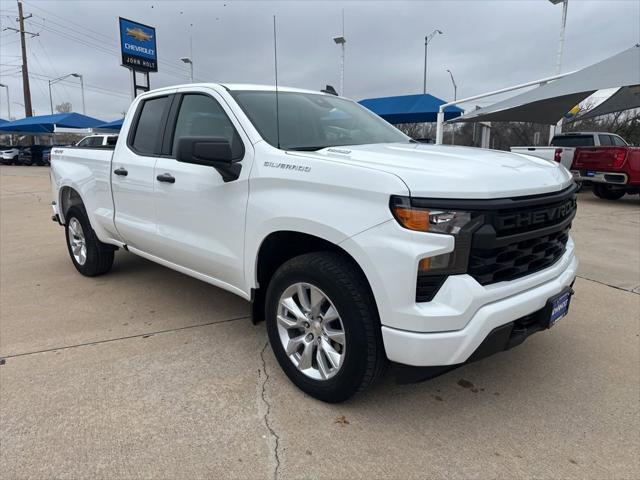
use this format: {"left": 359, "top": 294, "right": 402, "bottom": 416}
{"left": 50, "top": 146, "right": 117, "bottom": 242}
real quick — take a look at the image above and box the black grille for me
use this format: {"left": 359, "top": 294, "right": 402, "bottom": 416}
{"left": 468, "top": 225, "right": 570, "bottom": 285}
{"left": 416, "top": 275, "right": 447, "bottom": 302}
{"left": 467, "top": 187, "right": 576, "bottom": 285}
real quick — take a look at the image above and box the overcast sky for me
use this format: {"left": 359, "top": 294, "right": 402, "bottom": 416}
{"left": 0, "top": 0, "right": 638, "bottom": 121}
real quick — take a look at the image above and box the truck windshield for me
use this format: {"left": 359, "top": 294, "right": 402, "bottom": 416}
{"left": 551, "top": 135, "right": 595, "bottom": 147}
{"left": 230, "top": 90, "right": 410, "bottom": 151}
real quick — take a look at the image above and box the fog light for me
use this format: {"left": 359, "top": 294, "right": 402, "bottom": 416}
{"left": 419, "top": 254, "right": 451, "bottom": 272}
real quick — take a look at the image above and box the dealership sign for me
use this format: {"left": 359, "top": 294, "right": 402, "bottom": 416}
{"left": 119, "top": 18, "right": 158, "bottom": 72}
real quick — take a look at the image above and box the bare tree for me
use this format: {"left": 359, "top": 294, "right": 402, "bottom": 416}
{"left": 55, "top": 102, "right": 73, "bottom": 113}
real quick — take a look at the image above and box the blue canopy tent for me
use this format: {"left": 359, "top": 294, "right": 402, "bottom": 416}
{"left": 359, "top": 93, "right": 463, "bottom": 124}
{"left": 0, "top": 112, "right": 105, "bottom": 134}
{"left": 94, "top": 118, "right": 124, "bottom": 131}
{"left": 0, "top": 118, "right": 8, "bottom": 125}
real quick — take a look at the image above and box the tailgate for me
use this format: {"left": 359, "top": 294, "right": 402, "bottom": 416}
{"left": 573, "top": 147, "right": 627, "bottom": 170}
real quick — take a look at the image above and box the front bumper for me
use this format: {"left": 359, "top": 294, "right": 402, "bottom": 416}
{"left": 381, "top": 251, "right": 578, "bottom": 367}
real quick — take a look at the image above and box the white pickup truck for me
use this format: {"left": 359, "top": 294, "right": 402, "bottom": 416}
{"left": 50, "top": 84, "right": 578, "bottom": 402}
{"left": 511, "top": 132, "right": 629, "bottom": 171}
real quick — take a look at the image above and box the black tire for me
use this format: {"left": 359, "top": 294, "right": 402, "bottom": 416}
{"left": 64, "top": 205, "right": 115, "bottom": 276}
{"left": 265, "top": 252, "right": 386, "bottom": 403}
{"left": 593, "top": 183, "right": 625, "bottom": 200}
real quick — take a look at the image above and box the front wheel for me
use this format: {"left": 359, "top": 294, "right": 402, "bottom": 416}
{"left": 265, "top": 252, "right": 386, "bottom": 403}
{"left": 593, "top": 183, "right": 625, "bottom": 200}
{"left": 64, "top": 205, "right": 115, "bottom": 276}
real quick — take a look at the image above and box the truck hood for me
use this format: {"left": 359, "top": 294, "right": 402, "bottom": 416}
{"left": 295, "top": 143, "right": 574, "bottom": 199}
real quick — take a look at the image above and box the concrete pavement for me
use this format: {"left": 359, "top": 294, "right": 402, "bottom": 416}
{"left": 1, "top": 166, "right": 638, "bottom": 479}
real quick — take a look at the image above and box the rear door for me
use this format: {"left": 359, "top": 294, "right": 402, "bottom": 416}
{"left": 112, "top": 93, "right": 173, "bottom": 251}
{"left": 152, "top": 87, "right": 253, "bottom": 291}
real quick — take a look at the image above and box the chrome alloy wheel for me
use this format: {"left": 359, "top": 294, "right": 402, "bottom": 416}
{"left": 276, "top": 283, "right": 346, "bottom": 380}
{"left": 68, "top": 217, "right": 87, "bottom": 265}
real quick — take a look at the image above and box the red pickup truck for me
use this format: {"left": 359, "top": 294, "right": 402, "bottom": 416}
{"left": 572, "top": 146, "right": 640, "bottom": 200}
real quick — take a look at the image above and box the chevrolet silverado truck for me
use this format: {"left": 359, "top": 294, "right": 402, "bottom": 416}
{"left": 50, "top": 84, "right": 578, "bottom": 402}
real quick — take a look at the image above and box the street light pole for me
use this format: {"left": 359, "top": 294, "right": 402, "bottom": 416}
{"left": 333, "top": 10, "right": 346, "bottom": 96}
{"left": 446, "top": 69, "right": 458, "bottom": 144}
{"left": 0, "top": 83, "right": 11, "bottom": 120}
{"left": 76, "top": 74, "right": 85, "bottom": 115}
{"left": 180, "top": 57, "right": 194, "bottom": 82}
{"left": 48, "top": 73, "right": 84, "bottom": 114}
{"left": 446, "top": 69, "right": 457, "bottom": 101}
{"left": 423, "top": 29, "right": 443, "bottom": 94}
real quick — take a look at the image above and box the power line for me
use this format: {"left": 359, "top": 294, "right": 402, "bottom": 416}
{"left": 25, "top": 12, "right": 193, "bottom": 78}
{"left": 28, "top": 21, "right": 191, "bottom": 82}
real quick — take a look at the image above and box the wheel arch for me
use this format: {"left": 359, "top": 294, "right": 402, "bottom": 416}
{"left": 58, "top": 185, "right": 85, "bottom": 224}
{"left": 251, "top": 230, "right": 379, "bottom": 324}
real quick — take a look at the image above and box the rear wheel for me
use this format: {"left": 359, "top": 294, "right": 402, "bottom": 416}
{"left": 593, "top": 183, "right": 625, "bottom": 200}
{"left": 64, "top": 205, "right": 115, "bottom": 276}
{"left": 265, "top": 252, "right": 386, "bottom": 403}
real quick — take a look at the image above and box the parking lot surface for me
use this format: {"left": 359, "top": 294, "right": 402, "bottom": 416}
{"left": 1, "top": 165, "right": 639, "bottom": 479}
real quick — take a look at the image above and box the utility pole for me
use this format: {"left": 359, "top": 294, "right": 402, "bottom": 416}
{"left": 17, "top": 1, "right": 34, "bottom": 117}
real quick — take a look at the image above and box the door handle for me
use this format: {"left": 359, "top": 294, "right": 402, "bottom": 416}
{"left": 113, "top": 167, "right": 128, "bottom": 176}
{"left": 156, "top": 173, "right": 176, "bottom": 184}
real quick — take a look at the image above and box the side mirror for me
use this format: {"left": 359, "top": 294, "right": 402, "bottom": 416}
{"left": 176, "top": 136, "right": 242, "bottom": 182}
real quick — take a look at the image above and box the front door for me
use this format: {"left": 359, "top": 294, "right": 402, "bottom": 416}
{"left": 152, "top": 88, "right": 252, "bottom": 292}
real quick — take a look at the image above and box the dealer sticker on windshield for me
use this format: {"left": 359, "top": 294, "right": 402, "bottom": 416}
{"left": 549, "top": 291, "right": 571, "bottom": 327}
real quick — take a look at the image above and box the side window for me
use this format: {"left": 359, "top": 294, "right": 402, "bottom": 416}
{"left": 106, "top": 136, "right": 118, "bottom": 146}
{"left": 87, "top": 137, "right": 103, "bottom": 147}
{"left": 77, "top": 137, "right": 90, "bottom": 147}
{"left": 171, "top": 94, "right": 244, "bottom": 159}
{"left": 131, "top": 96, "right": 170, "bottom": 155}
{"left": 612, "top": 135, "right": 627, "bottom": 146}
{"left": 598, "top": 134, "right": 612, "bottom": 146}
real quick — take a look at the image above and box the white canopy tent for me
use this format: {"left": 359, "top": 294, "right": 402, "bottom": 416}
{"left": 436, "top": 44, "right": 640, "bottom": 144}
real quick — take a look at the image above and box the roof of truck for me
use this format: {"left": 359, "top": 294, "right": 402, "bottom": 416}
{"left": 221, "top": 83, "right": 332, "bottom": 95}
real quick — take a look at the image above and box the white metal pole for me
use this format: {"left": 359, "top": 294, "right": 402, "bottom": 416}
{"left": 550, "top": 0, "right": 569, "bottom": 139}
{"left": 555, "top": 0, "right": 568, "bottom": 75}
{"left": 436, "top": 111, "right": 445, "bottom": 144}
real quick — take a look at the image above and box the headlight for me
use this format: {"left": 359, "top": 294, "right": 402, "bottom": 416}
{"left": 390, "top": 195, "right": 483, "bottom": 275}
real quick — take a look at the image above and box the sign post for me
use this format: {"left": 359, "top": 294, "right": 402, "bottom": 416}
{"left": 119, "top": 18, "right": 157, "bottom": 99}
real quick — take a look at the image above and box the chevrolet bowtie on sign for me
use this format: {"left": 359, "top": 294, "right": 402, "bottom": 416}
{"left": 119, "top": 17, "right": 158, "bottom": 72}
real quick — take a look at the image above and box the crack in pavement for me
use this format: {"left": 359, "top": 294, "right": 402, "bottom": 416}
{"left": 259, "top": 341, "right": 281, "bottom": 480}
{"left": 577, "top": 275, "right": 640, "bottom": 295}
{"left": 0, "top": 315, "right": 251, "bottom": 361}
